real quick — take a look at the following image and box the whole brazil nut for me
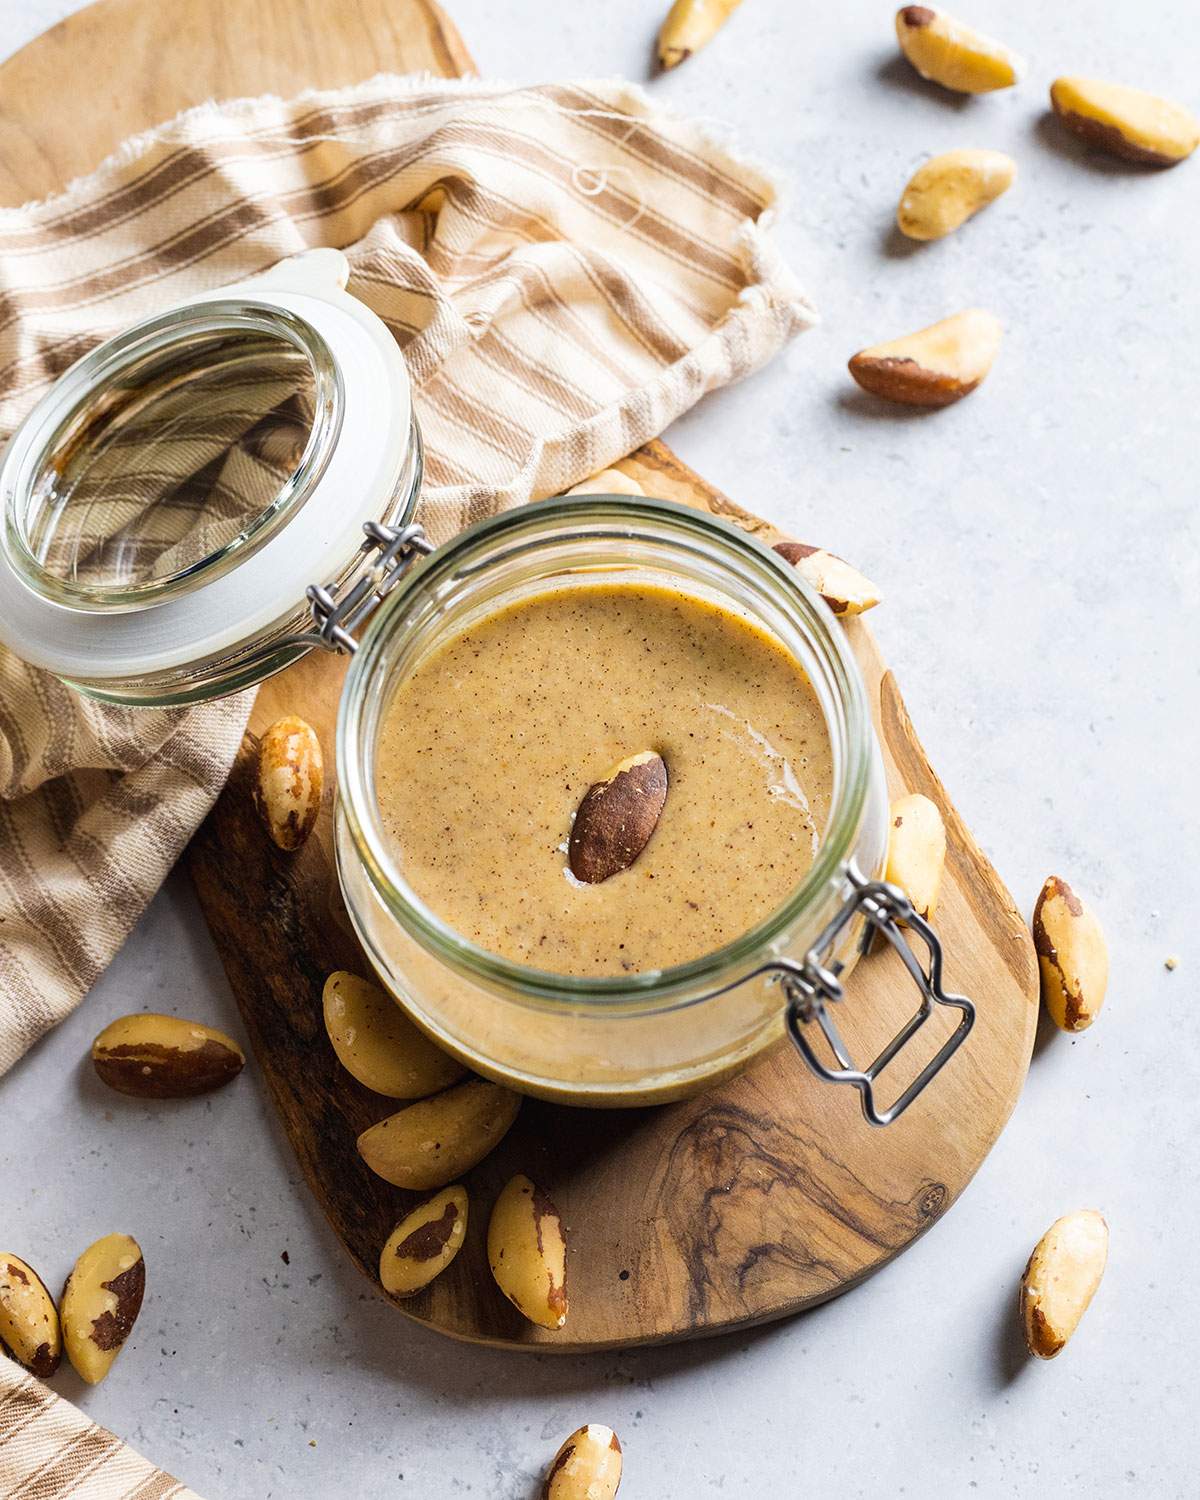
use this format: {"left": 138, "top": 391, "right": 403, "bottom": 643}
{"left": 658, "top": 0, "right": 744, "bottom": 70}
{"left": 895, "top": 6, "right": 1022, "bottom": 94}
{"left": 1020, "top": 1210, "right": 1108, "bottom": 1359}
{"left": 323, "top": 971, "right": 465, "bottom": 1099}
{"left": 772, "top": 540, "right": 881, "bottom": 616}
{"left": 896, "top": 149, "right": 1016, "bottom": 241}
{"left": 379, "top": 1186, "right": 469, "bottom": 1298}
{"left": 0, "top": 1255, "right": 62, "bottom": 1377}
{"left": 1050, "top": 77, "right": 1199, "bottom": 167}
{"left": 91, "top": 1013, "right": 244, "bottom": 1098}
{"left": 253, "top": 715, "right": 323, "bottom": 851}
{"left": 543, "top": 1424, "right": 623, "bottom": 1500}
{"left": 849, "top": 309, "right": 1002, "bottom": 408}
{"left": 885, "top": 793, "right": 946, "bottom": 921}
{"left": 60, "top": 1233, "right": 145, "bottom": 1385}
{"left": 357, "top": 1079, "right": 522, "bottom": 1190}
{"left": 1032, "top": 876, "right": 1108, "bottom": 1031}
{"left": 568, "top": 751, "right": 668, "bottom": 884}
{"left": 565, "top": 468, "right": 645, "bottom": 497}
{"left": 488, "top": 1174, "right": 568, "bottom": 1330}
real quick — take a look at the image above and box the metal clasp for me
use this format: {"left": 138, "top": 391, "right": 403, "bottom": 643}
{"left": 772, "top": 862, "right": 974, "bottom": 1126}
{"left": 305, "top": 520, "right": 434, "bottom": 655}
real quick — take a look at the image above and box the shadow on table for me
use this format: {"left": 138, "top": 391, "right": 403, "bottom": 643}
{"left": 1028, "top": 1003, "right": 1066, "bottom": 1065}
{"left": 308, "top": 1261, "right": 836, "bottom": 1401}
{"left": 878, "top": 221, "right": 929, "bottom": 261}
{"left": 987, "top": 1251, "right": 1036, "bottom": 1392}
{"left": 831, "top": 389, "right": 945, "bottom": 423}
{"left": 873, "top": 52, "right": 974, "bottom": 112}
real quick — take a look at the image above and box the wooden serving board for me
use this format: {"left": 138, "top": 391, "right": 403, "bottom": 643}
{"left": 0, "top": 0, "right": 1038, "bottom": 1351}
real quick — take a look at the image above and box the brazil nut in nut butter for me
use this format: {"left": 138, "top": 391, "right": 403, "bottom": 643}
{"left": 375, "top": 581, "right": 834, "bottom": 976}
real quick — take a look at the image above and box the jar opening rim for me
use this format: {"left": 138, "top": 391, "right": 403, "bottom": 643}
{"left": 1, "top": 301, "right": 341, "bottom": 614}
{"left": 0, "top": 270, "right": 417, "bottom": 703}
{"left": 337, "top": 496, "right": 876, "bottom": 1006}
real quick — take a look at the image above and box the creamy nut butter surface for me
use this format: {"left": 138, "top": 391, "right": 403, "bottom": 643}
{"left": 376, "top": 582, "right": 833, "bottom": 976}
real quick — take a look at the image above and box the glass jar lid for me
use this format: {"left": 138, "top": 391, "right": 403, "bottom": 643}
{"left": 0, "top": 249, "right": 417, "bottom": 702}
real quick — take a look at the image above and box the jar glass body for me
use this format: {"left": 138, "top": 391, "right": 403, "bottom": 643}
{"left": 335, "top": 498, "right": 890, "bottom": 1106}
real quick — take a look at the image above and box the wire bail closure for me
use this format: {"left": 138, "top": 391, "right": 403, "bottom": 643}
{"left": 306, "top": 518, "right": 434, "bottom": 655}
{"left": 775, "top": 862, "right": 975, "bottom": 1125}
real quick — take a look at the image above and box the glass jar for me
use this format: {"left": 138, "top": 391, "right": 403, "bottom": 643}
{"left": 0, "top": 249, "right": 421, "bottom": 705}
{"left": 334, "top": 496, "right": 969, "bottom": 1110}
{"left": 0, "top": 254, "right": 973, "bottom": 1122}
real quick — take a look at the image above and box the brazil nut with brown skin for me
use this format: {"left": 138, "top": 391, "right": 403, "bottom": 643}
{"left": 772, "top": 541, "right": 881, "bottom": 616}
{"left": 488, "top": 1175, "right": 568, "bottom": 1330}
{"left": 0, "top": 1255, "right": 62, "bottom": 1376}
{"left": 895, "top": 6, "right": 1022, "bottom": 93}
{"left": 1020, "top": 1210, "right": 1108, "bottom": 1358}
{"left": 1050, "top": 77, "right": 1199, "bottom": 166}
{"left": 253, "top": 715, "right": 323, "bottom": 850}
{"left": 658, "top": 0, "right": 743, "bottom": 70}
{"left": 1032, "top": 876, "right": 1108, "bottom": 1031}
{"left": 379, "top": 1187, "right": 468, "bottom": 1298}
{"left": 60, "top": 1233, "right": 145, "bottom": 1385}
{"left": 543, "top": 1424, "right": 623, "bottom": 1499}
{"left": 849, "top": 310, "right": 1002, "bottom": 407}
{"left": 568, "top": 751, "right": 668, "bottom": 884}
{"left": 91, "top": 1013, "right": 244, "bottom": 1098}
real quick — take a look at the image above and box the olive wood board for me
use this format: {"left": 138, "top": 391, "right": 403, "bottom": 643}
{"left": 0, "top": 0, "right": 1039, "bottom": 1352}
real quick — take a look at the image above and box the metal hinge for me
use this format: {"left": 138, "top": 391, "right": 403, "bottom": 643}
{"left": 769, "top": 863, "right": 974, "bottom": 1126}
{"left": 305, "top": 520, "right": 434, "bottom": 655}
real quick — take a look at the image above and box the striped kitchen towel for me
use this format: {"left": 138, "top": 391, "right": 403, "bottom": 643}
{"left": 0, "top": 72, "right": 813, "bottom": 1077}
{"left": 0, "top": 1356, "right": 200, "bottom": 1499}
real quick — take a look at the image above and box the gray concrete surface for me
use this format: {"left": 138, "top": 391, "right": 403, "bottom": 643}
{"left": 2, "top": 1, "right": 1197, "bottom": 1495}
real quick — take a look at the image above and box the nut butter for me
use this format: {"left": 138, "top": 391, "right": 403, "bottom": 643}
{"left": 375, "top": 582, "right": 834, "bottom": 978}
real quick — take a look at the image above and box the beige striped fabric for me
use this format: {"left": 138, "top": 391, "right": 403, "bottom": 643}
{"left": 0, "top": 73, "right": 812, "bottom": 1080}
{"left": 0, "top": 1357, "right": 200, "bottom": 1499}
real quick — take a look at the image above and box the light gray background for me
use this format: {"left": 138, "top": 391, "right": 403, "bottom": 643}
{"left": 2, "top": 1, "right": 1196, "bottom": 1496}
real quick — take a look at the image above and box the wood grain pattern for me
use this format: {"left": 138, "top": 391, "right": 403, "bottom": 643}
{"left": 0, "top": 0, "right": 473, "bottom": 207}
{"left": 0, "top": 0, "right": 1039, "bottom": 1351}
